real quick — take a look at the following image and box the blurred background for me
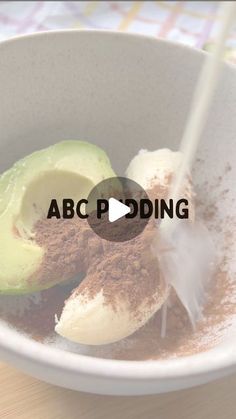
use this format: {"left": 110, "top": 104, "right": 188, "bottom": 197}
{"left": 0, "top": 1, "right": 235, "bottom": 63}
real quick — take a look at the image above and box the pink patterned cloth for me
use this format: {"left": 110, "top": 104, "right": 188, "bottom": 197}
{"left": 0, "top": 2, "right": 235, "bottom": 61}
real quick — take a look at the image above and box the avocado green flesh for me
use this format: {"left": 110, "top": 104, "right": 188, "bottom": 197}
{"left": 0, "top": 141, "right": 115, "bottom": 294}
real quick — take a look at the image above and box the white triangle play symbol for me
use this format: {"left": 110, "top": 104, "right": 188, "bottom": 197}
{"left": 108, "top": 197, "right": 131, "bottom": 223}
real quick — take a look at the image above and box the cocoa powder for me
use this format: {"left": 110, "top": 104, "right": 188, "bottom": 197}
{"left": 1, "top": 265, "right": 234, "bottom": 360}
{"left": 0, "top": 178, "right": 235, "bottom": 360}
{"left": 31, "top": 182, "right": 172, "bottom": 318}
{"left": 74, "top": 218, "right": 166, "bottom": 318}
{"left": 33, "top": 218, "right": 87, "bottom": 286}
{"left": 32, "top": 215, "right": 165, "bottom": 318}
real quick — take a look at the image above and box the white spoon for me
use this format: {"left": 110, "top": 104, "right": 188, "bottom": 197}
{"left": 155, "top": 1, "right": 236, "bottom": 336}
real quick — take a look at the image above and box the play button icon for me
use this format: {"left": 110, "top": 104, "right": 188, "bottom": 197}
{"left": 108, "top": 198, "right": 131, "bottom": 222}
{"left": 86, "top": 177, "right": 149, "bottom": 242}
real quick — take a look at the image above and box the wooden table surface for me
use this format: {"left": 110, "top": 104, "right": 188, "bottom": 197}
{"left": 1, "top": 362, "right": 236, "bottom": 419}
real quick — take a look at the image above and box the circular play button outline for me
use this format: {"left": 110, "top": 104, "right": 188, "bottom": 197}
{"left": 86, "top": 177, "right": 149, "bottom": 242}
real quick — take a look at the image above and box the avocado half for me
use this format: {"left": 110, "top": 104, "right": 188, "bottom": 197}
{"left": 0, "top": 141, "right": 115, "bottom": 294}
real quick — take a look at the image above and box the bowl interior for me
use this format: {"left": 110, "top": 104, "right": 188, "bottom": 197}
{"left": 0, "top": 31, "right": 235, "bottom": 387}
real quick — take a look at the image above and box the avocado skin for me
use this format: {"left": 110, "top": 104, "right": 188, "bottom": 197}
{"left": 0, "top": 140, "right": 115, "bottom": 294}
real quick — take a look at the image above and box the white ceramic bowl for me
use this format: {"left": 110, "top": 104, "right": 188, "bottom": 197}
{"left": 0, "top": 30, "right": 235, "bottom": 395}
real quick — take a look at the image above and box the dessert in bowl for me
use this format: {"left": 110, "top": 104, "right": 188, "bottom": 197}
{"left": 0, "top": 30, "right": 235, "bottom": 395}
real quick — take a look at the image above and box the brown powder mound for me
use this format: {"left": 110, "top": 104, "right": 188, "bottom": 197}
{"left": 33, "top": 218, "right": 87, "bottom": 286}
{"left": 32, "top": 182, "right": 172, "bottom": 314}
{"left": 33, "top": 215, "right": 166, "bottom": 319}
{"left": 2, "top": 176, "right": 235, "bottom": 360}
{"left": 73, "top": 218, "right": 167, "bottom": 318}
{"left": 33, "top": 216, "right": 114, "bottom": 286}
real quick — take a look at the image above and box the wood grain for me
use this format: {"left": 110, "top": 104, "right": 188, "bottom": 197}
{"left": 0, "top": 362, "right": 235, "bottom": 419}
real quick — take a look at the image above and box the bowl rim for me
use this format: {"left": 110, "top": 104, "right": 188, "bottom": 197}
{"left": 0, "top": 319, "right": 235, "bottom": 380}
{"left": 0, "top": 28, "right": 235, "bottom": 382}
